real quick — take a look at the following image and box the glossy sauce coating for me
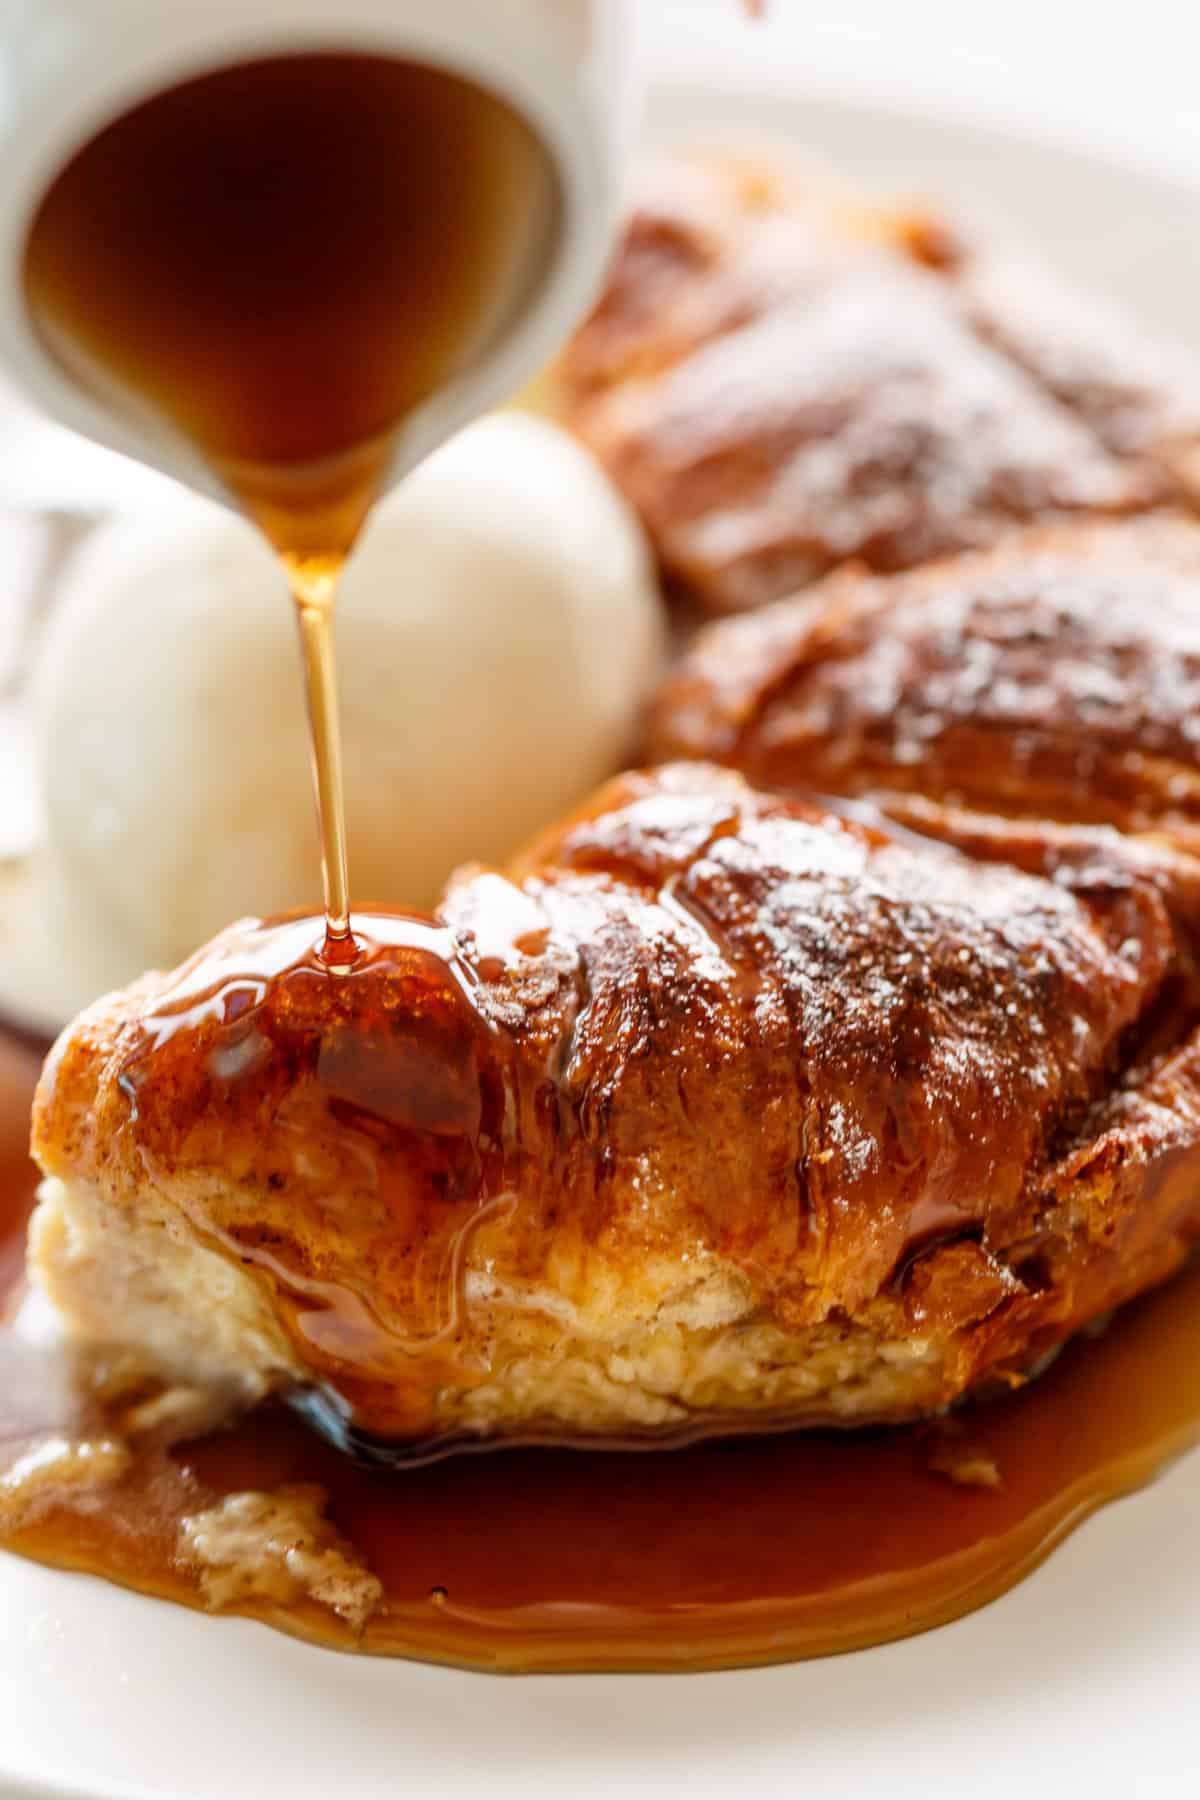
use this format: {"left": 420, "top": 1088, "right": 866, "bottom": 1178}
{"left": 115, "top": 912, "right": 518, "bottom": 1439}
{"left": 5, "top": 1028, "right": 1200, "bottom": 1669}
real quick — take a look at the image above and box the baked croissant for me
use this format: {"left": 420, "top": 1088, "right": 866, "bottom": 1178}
{"left": 647, "top": 514, "right": 1200, "bottom": 880}
{"left": 30, "top": 762, "right": 1200, "bottom": 1455}
{"left": 557, "top": 153, "right": 1198, "bottom": 615}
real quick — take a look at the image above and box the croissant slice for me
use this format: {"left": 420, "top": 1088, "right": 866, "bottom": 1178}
{"left": 29, "top": 763, "right": 1200, "bottom": 1455}
{"left": 961, "top": 250, "right": 1200, "bottom": 493}
{"left": 557, "top": 153, "right": 1185, "bottom": 616}
{"left": 648, "top": 516, "right": 1200, "bottom": 870}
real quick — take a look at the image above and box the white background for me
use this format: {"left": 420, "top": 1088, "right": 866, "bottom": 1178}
{"left": 646, "top": 0, "right": 1200, "bottom": 179}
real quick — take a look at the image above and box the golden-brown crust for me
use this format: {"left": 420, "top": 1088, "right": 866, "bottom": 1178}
{"left": 31, "top": 764, "right": 1200, "bottom": 1446}
{"left": 556, "top": 151, "right": 928, "bottom": 407}
{"left": 961, "top": 250, "right": 1200, "bottom": 488}
{"left": 558, "top": 153, "right": 1189, "bottom": 616}
{"left": 647, "top": 515, "right": 1200, "bottom": 867}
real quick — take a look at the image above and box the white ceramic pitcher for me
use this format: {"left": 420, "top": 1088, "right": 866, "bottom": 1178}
{"left": 0, "top": 0, "right": 637, "bottom": 505}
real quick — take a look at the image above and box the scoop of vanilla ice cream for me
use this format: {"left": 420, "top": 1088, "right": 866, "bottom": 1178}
{"left": 31, "top": 413, "right": 663, "bottom": 985}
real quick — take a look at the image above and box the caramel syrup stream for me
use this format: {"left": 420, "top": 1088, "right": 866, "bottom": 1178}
{"left": 285, "top": 555, "right": 355, "bottom": 960}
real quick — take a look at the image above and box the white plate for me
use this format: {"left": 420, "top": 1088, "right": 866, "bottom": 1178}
{"left": 4, "top": 56, "right": 1200, "bottom": 1800}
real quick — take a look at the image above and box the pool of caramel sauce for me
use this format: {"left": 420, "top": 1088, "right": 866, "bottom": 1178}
{"left": 2, "top": 1032, "right": 1200, "bottom": 1671}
